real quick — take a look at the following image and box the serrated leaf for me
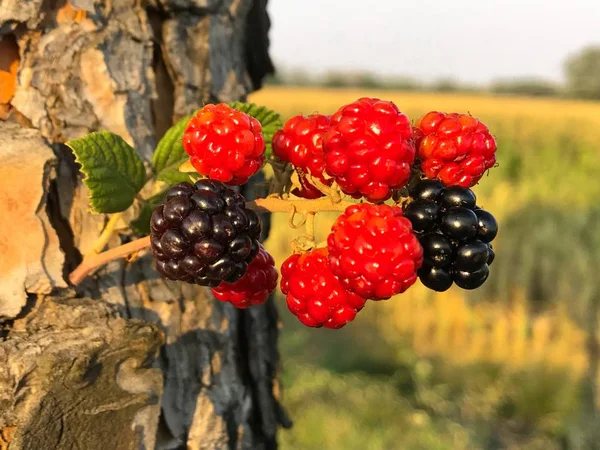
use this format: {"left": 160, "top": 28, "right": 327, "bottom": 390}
{"left": 228, "top": 102, "right": 283, "bottom": 159}
{"left": 152, "top": 112, "right": 195, "bottom": 175}
{"left": 130, "top": 190, "right": 167, "bottom": 235}
{"left": 66, "top": 131, "right": 146, "bottom": 214}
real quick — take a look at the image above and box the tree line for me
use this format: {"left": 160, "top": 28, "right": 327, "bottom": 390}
{"left": 267, "top": 45, "right": 600, "bottom": 100}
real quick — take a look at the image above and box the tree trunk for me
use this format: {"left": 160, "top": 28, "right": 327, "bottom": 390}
{"left": 0, "top": 1, "right": 289, "bottom": 449}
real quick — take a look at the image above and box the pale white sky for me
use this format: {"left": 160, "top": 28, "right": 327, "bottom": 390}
{"left": 268, "top": 0, "right": 600, "bottom": 84}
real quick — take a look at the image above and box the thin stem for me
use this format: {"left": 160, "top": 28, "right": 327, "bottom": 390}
{"left": 68, "top": 197, "right": 355, "bottom": 286}
{"left": 246, "top": 196, "right": 353, "bottom": 214}
{"left": 92, "top": 213, "right": 123, "bottom": 254}
{"left": 305, "top": 212, "right": 316, "bottom": 241}
{"left": 70, "top": 236, "right": 151, "bottom": 286}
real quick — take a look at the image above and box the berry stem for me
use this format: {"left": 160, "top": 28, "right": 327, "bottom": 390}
{"left": 92, "top": 213, "right": 123, "bottom": 254}
{"left": 246, "top": 196, "right": 353, "bottom": 214}
{"left": 68, "top": 196, "right": 356, "bottom": 286}
{"left": 69, "top": 236, "right": 151, "bottom": 286}
{"left": 305, "top": 212, "right": 316, "bottom": 241}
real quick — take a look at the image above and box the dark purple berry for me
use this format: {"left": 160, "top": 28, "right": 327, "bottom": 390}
{"left": 190, "top": 191, "right": 225, "bottom": 215}
{"left": 194, "top": 179, "right": 225, "bottom": 196}
{"left": 418, "top": 264, "right": 453, "bottom": 292}
{"left": 409, "top": 179, "right": 445, "bottom": 201}
{"left": 421, "top": 233, "right": 453, "bottom": 268}
{"left": 225, "top": 207, "right": 249, "bottom": 230}
{"left": 475, "top": 209, "right": 498, "bottom": 243}
{"left": 229, "top": 235, "right": 253, "bottom": 261}
{"left": 454, "top": 240, "right": 489, "bottom": 272}
{"left": 487, "top": 245, "right": 495, "bottom": 266}
{"left": 208, "top": 255, "right": 237, "bottom": 280}
{"left": 149, "top": 180, "right": 263, "bottom": 287}
{"left": 404, "top": 200, "right": 439, "bottom": 233}
{"left": 222, "top": 190, "right": 246, "bottom": 207}
{"left": 150, "top": 205, "right": 168, "bottom": 233}
{"left": 453, "top": 265, "right": 489, "bottom": 290}
{"left": 163, "top": 196, "right": 192, "bottom": 225}
{"left": 211, "top": 214, "right": 236, "bottom": 243}
{"left": 440, "top": 186, "right": 476, "bottom": 209}
{"left": 165, "top": 182, "right": 195, "bottom": 201}
{"left": 193, "top": 239, "right": 224, "bottom": 262}
{"left": 440, "top": 207, "right": 478, "bottom": 241}
{"left": 246, "top": 209, "right": 262, "bottom": 238}
{"left": 181, "top": 255, "right": 206, "bottom": 276}
{"left": 164, "top": 259, "right": 187, "bottom": 279}
{"left": 227, "top": 262, "right": 248, "bottom": 283}
{"left": 160, "top": 229, "right": 189, "bottom": 258}
{"left": 181, "top": 210, "right": 212, "bottom": 240}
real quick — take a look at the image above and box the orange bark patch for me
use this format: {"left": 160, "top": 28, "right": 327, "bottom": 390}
{"left": 56, "top": 1, "right": 87, "bottom": 24}
{"left": 0, "top": 426, "right": 16, "bottom": 449}
{"left": 0, "top": 35, "right": 19, "bottom": 109}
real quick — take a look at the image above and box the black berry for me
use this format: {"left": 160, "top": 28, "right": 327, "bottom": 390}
{"left": 440, "top": 207, "right": 478, "bottom": 241}
{"left": 404, "top": 180, "right": 498, "bottom": 293}
{"left": 453, "top": 265, "right": 489, "bottom": 290}
{"left": 487, "top": 244, "right": 495, "bottom": 266}
{"left": 404, "top": 200, "right": 439, "bottom": 233}
{"left": 440, "top": 186, "right": 476, "bottom": 209}
{"left": 454, "top": 240, "right": 489, "bottom": 272}
{"left": 150, "top": 181, "right": 262, "bottom": 286}
{"left": 421, "top": 233, "right": 453, "bottom": 268}
{"left": 418, "top": 264, "right": 453, "bottom": 292}
{"left": 475, "top": 209, "right": 498, "bottom": 243}
{"left": 409, "top": 179, "right": 445, "bottom": 201}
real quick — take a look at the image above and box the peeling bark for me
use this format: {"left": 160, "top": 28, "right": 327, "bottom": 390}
{"left": 0, "top": 0, "right": 286, "bottom": 448}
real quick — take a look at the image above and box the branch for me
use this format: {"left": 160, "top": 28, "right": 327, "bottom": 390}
{"left": 68, "top": 197, "right": 355, "bottom": 286}
{"left": 69, "top": 236, "right": 151, "bottom": 286}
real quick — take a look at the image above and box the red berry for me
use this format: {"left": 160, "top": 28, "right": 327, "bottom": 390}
{"left": 211, "top": 244, "right": 278, "bottom": 308}
{"left": 280, "top": 248, "right": 366, "bottom": 329}
{"left": 272, "top": 114, "right": 332, "bottom": 199}
{"left": 323, "top": 97, "right": 415, "bottom": 202}
{"left": 327, "top": 203, "right": 423, "bottom": 300}
{"left": 182, "top": 104, "right": 265, "bottom": 185}
{"left": 414, "top": 111, "right": 497, "bottom": 188}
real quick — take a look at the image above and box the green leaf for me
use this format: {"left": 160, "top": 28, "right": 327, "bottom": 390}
{"left": 152, "top": 113, "right": 195, "bottom": 177}
{"left": 156, "top": 164, "right": 195, "bottom": 185}
{"left": 66, "top": 131, "right": 146, "bottom": 214}
{"left": 130, "top": 190, "right": 167, "bottom": 236}
{"left": 228, "top": 102, "right": 283, "bottom": 159}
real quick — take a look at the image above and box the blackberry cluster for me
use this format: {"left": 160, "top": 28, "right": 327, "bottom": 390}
{"left": 150, "top": 180, "right": 262, "bottom": 287}
{"left": 403, "top": 180, "right": 498, "bottom": 292}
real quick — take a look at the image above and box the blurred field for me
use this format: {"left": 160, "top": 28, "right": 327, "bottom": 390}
{"left": 249, "top": 86, "right": 600, "bottom": 449}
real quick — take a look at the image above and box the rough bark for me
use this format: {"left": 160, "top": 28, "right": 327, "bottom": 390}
{"left": 0, "top": 1, "right": 288, "bottom": 449}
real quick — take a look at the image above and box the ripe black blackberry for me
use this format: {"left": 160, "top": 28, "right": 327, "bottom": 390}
{"left": 150, "top": 180, "right": 262, "bottom": 287}
{"left": 404, "top": 180, "right": 498, "bottom": 292}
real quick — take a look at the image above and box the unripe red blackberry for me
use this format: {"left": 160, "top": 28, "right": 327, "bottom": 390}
{"left": 323, "top": 97, "right": 415, "bottom": 202}
{"left": 211, "top": 244, "right": 278, "bottom": 308}
{"left": 327, "top": 203, "right": 423, "bottom": 300}
{"left": 281, "top": 248, "right": 366, "bottom": 329}
{"left": 414, "top": 111, "right": 497, "bottom": 188}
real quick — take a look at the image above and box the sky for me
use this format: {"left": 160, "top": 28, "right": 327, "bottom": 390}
{"left": 267, "top": 0, "right": 600, "bottom": 84}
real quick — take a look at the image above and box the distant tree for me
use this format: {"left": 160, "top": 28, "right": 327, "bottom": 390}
{"left": 490, "top": 78, "right": 559, "bottom": 97}
{"left": 383, "top": 76, "right": 421, "bottom": 91}
{"left": 564, "top": 46, "right": 600, "bottom": 99}
{"left": 321, "top": 71, "right": 350, "bottom": 88}
{"left": 352, "top": 71, "right": 380, "bottom": 89}
{"left": 431, "top": 78, "right": 461, "bottom": 93}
